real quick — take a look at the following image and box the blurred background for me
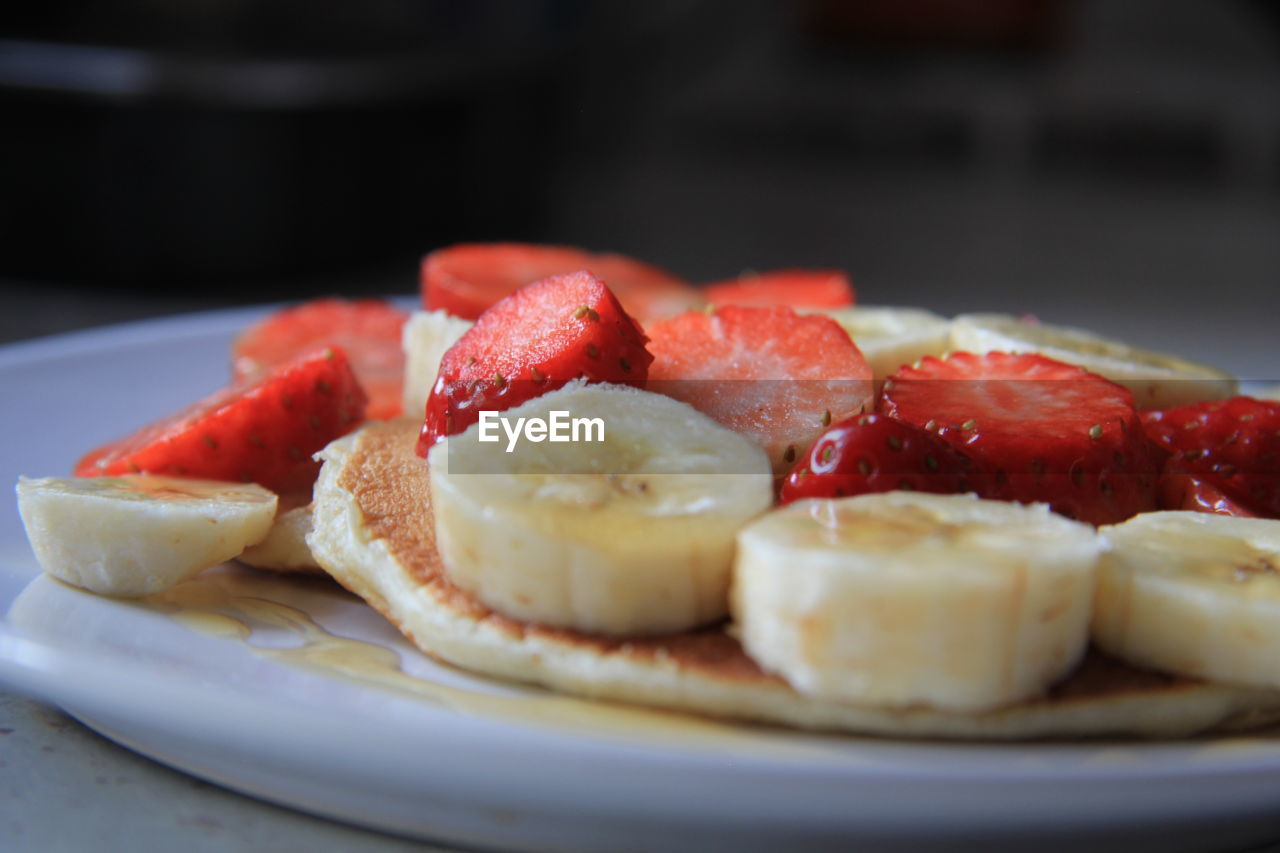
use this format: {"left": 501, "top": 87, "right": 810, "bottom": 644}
{"left": 1, "top": 0, "right": 1277, "bottom": 377}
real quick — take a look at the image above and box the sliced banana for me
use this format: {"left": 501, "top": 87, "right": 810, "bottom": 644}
{"left": 817, "top": 306, "right": 951, "bottom": 381}
{"left": 949, "top": 313, "right": 1236, "bottom": 410}
{"left": 1251, "top": 383, "right": 1280, "bottom": 403}
{"left": 238, "top": 503, "right": 321, "bottom": 573}
{"left": 428, "top": 381, "right": 772, "bottom": 636}
{"left": 16, "top": 475, "right": 277, "bottom": 596}
{"left": 401, "top": 309, "right": 473, "bottom": 422}
{"left": 732, "top": 492, "right": 1102, "bottom": 712}
{"left": 1093, "top": 511, "right": 1280, "bottom": 691}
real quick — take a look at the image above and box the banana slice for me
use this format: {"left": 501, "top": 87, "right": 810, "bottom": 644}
{"left": 732, "top": 492, "right": 1102, "bottom": 712}
{"left": 949, "top": 313, "right": 1236, "bottom": 410}
{"left": 16, "top": 475, "right": 277, "bottom": 596}
{"left": 1252, "top": 383, "right": 1280, "bottom": 403}
{"left": 237, "top": 503, "right": 321, "bottom": 573}
{"left": 818, "top": 306, "right": 951, "bottom": 381}
{"left": 428, "top": 381, "right": 772, "bottom": 636}
{"left": 401, "top": 309, "right": 473, "bottom": 422}
{"left": 1093, "top": 511, "right": 1280, "bottom": 691}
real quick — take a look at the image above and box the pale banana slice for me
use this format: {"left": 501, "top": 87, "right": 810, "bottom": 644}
{"left": 1094, "top": 511, "right": 1280, "bottom": 691}
{"left": 16, "top": 475, "right": 277, "bottom": 596}
{"left": 237, "top": 503, "right": 321, "bottom": 573}
{"left": 401, "top": 309, "right": 473, "bottom": 422}
{"left": 733, "top": 492, "right": 1102, "bottom": 712}
{"left": 428, "top": 381, "right": 773, "bottom": 636}
{"left": 818, "top": 306, "right": 952, "bottom": 381}
{"left": 949, "top": 313, "right": 1236, "bottom": 410}
{"left": 1251, "top": 383, "right": 1280, "bottom": 402}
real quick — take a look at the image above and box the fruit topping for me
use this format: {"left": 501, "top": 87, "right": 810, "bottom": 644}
{"left": 421, "top": 242, "right": 700, "bottom": 322}
{"left": 780, "top": 413, "right": 975, "bottom": 504}
{"left": 418, "top": 270, "right": 652, "bottom": 453}
{"left": 646, "top": 305, "right": 873, "bottom": 474}
{"left": 77, "top": 346, "right": 367, "bottom": 500}
{"left": 233, "top": 298, "right": 406, "bottom": 420}
{"left": 1142, "top": 396, "right": 1280, "bottom": 519}
{"left": 882, "top": 351, "right": 1159, "bottom": 525}
{"left": 703, "top": 269, "right": 854, "bottom": 310}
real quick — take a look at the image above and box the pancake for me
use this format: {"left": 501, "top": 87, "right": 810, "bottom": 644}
{"left": 307, "top": 418, "right": 1280, "bottom": 740}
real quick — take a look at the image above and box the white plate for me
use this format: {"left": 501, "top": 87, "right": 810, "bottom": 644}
{"left": 4, "top": 307, "right": 1280, "bottom": 853}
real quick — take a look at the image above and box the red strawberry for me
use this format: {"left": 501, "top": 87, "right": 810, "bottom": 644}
{"left": 233, "top": 298, "right": 407, "bottom": 420}
{"left": 418, "top": 270, "right": 652, "bottom": 453}
{"left": 421, "top": 242, "right": 701, "bottom": 322}
{"left": 76, "top": 347, "right": 367, "bottom": 498}
{"left": 703, "top": 269, "right": 855, "bottom": 310}
{"left": 1141, "top": 396, "right": 1280, "bottom": 518}
{"left": 779, "top": 413, "right": 975, "bottom": 505}
{"left": 646, "top": 306, "right": 873, "bottom": 473}
{"left": 1161, "top": 470, "right": 1261, "bottom": 517}
{"left": 882, "top": 352, "right": 1159, "bottom": 525}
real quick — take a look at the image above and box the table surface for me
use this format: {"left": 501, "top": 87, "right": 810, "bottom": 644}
{"left": 0, "top": 692, "right": 452, "bottom": 853}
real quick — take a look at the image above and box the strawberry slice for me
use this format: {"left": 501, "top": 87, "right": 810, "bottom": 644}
{"left": 882, "top": 351, "right": 1159, "bottom": 525}
{"left": 779, "top": 413, "right": 975, "bottom": 505}
{"left": 76, "top": 347, "right": 367, "bottom": 498}
{"left": 421, "top": 242, "right": 701, "bottom": 322}
{"left": 1141, "top": 396, "right": 1280, "bottom": 519}
{"left": 418, "top": 270, "right": 652, "bottom": 453}
{"left": 233, "top": 298, "right": 407, "bottom": 420}
{"left": 646, "top": 306, "right": 873, "bottom": 473}
{"left": 1161, "top": 469, "right": 1262, "bottom": 517}
{"left": 703, "top": 269, "right": 855, "bottom": 310}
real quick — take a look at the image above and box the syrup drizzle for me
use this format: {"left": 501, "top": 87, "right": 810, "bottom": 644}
{"left": 142, "top": 569, "right": 1280, "bottom": 761}
{"left": 145, "top": 569, "right": 835, "bottom": 757}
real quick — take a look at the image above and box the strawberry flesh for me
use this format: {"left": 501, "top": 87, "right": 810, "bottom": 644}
{"left": 1161, "top": 469, "right": 1262, "bottom": 517}
{"left": 703, "top": 269, "right": 854, "bottom": 310}
{"left": 421, "top": 242, "right": 701, "bottom": 322}
{"left": 233, "top": 298, "right": 407, "bottom": 420}
{"left": 1141, "top": 395, "right": 1280, "bottom": 518}
{"left": 76, "top": 346, "right": 367, "bottom": 498}
{"left": 780, "top": 413, "right": 975, "bottom": 505}
{"left": 418, "top": 270, "right": 652, "bottom": 453}
{"left": 646, "top": 305, "right": 873, "bottom": 473}
{"left": 882, "top": 351, "right": 1159, "bottom": 525}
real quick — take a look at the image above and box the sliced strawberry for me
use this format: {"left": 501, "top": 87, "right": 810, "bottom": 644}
{"left": 76, "top": 347, "right": 367, "bottom": 497}
{"left": 418, "top": 270, "right": 652, "bottom": 453}
{"left": 882, "top": 351, "right": 1159, "bottom": 525}
{"left": 703, "top": 269, "right": 855, "bottom": 310}
{"left": 646, "top": 306, "right": 873, "bottom": 473}
{"left": 1161, "top": 469, "right": 1262, "bottom": 517}
{"left": 1141, "top": 396, "right": 1280, "bottom": 519}
{"left": 233, "top": 298, "right": 407, "bottom": 420}
{"left": 779, "top": 413, "right": 975, "bottom": 505}
{"left": 421, "top": 242, "right": 701, "bottom": 322}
